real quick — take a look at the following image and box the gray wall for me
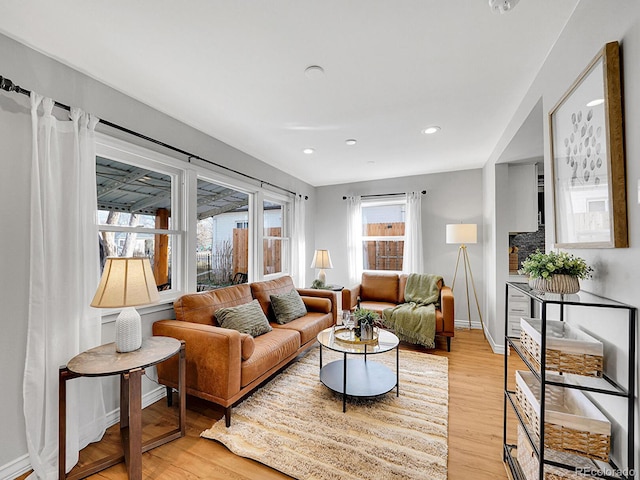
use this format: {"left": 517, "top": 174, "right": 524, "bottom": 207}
{"left": 0, "top": 32, "right": 316, "bottom": 472}
{"left": 314, "top": 169, "right": 484, "bottom": 327}
{"left": 484, "top": 0, "right": 640, "bottom": 469}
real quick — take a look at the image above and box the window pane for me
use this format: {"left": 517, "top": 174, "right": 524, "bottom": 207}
{"left": 361, "top": 204, "right": 405, "bottom": 236}
{"left": 361, "top": 202, "right": 406, "bottom": 271}
{"left": 362, "top": 240, "right": 404, "bottom": 271}
{"left": 196, "top": 179, "right": 249, "bottom": 290}
{"left": 97, "top": 156, "right": 172, "bottom": 229}
{"left": 263, "top": 238, "right": 283, "bottom": 275}
{"left": 99, "top": 233, "right": 173, "bottom": 290}
{"left": 263, "top": 200, "right": 284, "bottom": 275}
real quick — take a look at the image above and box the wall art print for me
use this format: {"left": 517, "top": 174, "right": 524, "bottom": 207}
{"left": 549, "top": 41, "right": 628, "bottom": 248}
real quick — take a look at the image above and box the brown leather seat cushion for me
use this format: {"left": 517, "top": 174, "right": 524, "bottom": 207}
{"left": 173, "top": 284, "right": 253, "bottom": 325}
{"left": 271, "top": 311, "right": 334, "bottom": 345}
{"left": 359, "top": 301, "right": 398, "bottom": 316}
{"left": 241, "top": 328, "right": 300, "bottom": 387}
{"left": 360, "top": 273, "right": 399, "bottom": 304}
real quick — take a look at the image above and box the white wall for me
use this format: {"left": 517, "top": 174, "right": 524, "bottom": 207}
{"left": 314, "top": 169, "right": 484, "bottom": 328}
{"left": 484, "top": 0, "right": 640, "bottom": 470}
{"left": 0, "top": 32, "right": 317, "bottom": 474}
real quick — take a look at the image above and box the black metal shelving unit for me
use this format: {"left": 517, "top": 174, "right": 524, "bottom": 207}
{"left": 503, "top": 282, "right": 636, "bottom": 480}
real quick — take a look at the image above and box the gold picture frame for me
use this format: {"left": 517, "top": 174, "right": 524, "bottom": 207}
{"left": 549, "top": 41, "right": 628, "bottom": 248}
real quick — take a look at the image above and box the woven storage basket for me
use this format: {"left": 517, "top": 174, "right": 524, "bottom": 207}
{"left": 517, "top": 425, "right": 598, "bottom": 480}
{"left": 515, "top": 370, "right": 611, "bottom": 462}
{"left": 520, "top": 318, "right": 603, "bottom": 377}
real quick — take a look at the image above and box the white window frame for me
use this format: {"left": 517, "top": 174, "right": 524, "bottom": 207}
{"left": 361, "top": 198, "right": 406, "bottom": 273}
{"left": 95, "top": 133, "right": 186, "bottom": 306}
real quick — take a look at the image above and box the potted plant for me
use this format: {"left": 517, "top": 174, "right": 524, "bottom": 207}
{"left": 518, "top": 249, "right": 593, "bottom": 294}
{"left": 353, "top": 308, "right": 379, "bottom": 340}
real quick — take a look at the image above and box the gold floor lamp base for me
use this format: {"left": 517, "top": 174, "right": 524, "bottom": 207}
{"left": 451, "top": 244, "right": 486, "bottom": 337}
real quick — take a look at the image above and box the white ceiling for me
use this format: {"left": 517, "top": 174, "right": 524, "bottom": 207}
{"left": 0, "top": 1, "right": 578, "bottom": 186}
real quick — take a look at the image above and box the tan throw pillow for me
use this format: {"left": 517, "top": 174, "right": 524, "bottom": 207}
{"left": 215, "top": 299, "right": 272, "bottom": 337}
{"left": 270, "top": 288, "right": 307, "bottom": 324}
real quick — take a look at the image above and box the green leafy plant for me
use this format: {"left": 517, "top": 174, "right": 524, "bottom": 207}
{"left": 353, "top": 308, "right": 379, "bottom": 326}
{"left": 518, "top": 250, "right": 593, "bottom": 280}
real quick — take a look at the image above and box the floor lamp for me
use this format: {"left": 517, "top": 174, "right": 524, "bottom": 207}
{"left": 446, "top": 224, "right": 485, "bottom": 335}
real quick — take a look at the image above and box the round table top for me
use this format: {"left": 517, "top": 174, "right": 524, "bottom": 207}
{"left": 67, "top": 336, "right": 181, "bottom": 376}
{"left": 317, "top": 326, "right": 399, "bottom": 355}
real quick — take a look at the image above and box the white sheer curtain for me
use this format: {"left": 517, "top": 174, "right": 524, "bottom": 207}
{"left": 25, "top": 93, "right": 106, "bottom": 479}
{"left": 403, "top": 191, "right": 424, "bottom": 274}
{"left": 346, "top": 195, "right": 363, "bottom": 285}
{"left": 291, "top": 195, "right": 306, "bottom": 287}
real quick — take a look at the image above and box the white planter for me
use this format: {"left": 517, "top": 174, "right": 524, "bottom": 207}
{"left": 528, "top": 274, "right": 580, "bottom": 294}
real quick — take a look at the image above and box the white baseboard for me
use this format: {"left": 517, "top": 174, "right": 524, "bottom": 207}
{"left": 0, "top": 453, "right": 30, "bottom": 480}
{"left": 454, "top": 318, "right": 482, "bottom": 330}
{"left": 1, "top": 386, "right": 167, "bottom": 480}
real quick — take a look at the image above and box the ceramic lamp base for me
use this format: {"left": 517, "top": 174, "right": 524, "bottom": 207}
{"left": 115, "top": 306, "right": 142, "bottom": 353}
{"left": 317, "top": 269, "right": 326, "bottom": 284}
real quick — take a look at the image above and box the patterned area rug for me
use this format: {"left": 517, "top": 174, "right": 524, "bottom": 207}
{"left": 201, "top": 346, "right": 448, "bottom": 480}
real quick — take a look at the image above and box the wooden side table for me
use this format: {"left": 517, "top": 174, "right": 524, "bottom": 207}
{"left": 58, "top": 336, "right": 186, "bottom": 480}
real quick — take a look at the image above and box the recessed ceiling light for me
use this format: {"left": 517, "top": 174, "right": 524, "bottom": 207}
{"left": 366, "top": 161, "right": 375, "bottom": 165}
{"left": 303, "top": 148, "right": 315, "bottom": 154}
{"left": 304, "top": 65, "right": 324, "bottom": 79}
{"left": 423, "top": 126, "right": 441, "bottom": 135}
{"left": 345, "top": 139, "right": 357, "bottom": 146}
{"left": 587, "top": 98, "right": 605, "bottom": 107}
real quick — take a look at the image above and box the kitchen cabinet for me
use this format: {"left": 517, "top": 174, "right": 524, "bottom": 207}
{"left": 508, "top": 163, "right": 538, "bottom": 233}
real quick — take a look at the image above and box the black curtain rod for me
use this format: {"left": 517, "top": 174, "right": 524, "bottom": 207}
{"left": 342, "top": 190, "right": 426, "bottom": 200}
{"left": 0, "top": 75, "right": 306, "bottom": 199}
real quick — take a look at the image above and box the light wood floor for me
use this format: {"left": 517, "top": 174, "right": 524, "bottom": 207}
{"left": 18, "top": 329, "right": 524, "bottom": 480}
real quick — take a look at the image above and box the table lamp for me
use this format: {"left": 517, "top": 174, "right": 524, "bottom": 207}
{"left": 310, "top": 249, "right": 333, "bottom": 284}
{"left": 446, "top": 224, "right": 485, "bottom": 334}
{"left": 91, "top": 257, "right": 160, "bottom": 352}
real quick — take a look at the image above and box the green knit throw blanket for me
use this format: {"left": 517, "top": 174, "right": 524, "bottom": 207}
{"left": 382, "top": 273, "right": 443, "bottom": 348}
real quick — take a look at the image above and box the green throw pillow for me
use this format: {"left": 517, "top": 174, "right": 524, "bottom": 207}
{"left": 270, "top": 288, "right": 307, "bottom": 324}
{"left": 215, "top": 299, "right": 272, "bottom": 337}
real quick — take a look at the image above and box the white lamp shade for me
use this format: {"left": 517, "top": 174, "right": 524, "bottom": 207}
{"left": 91, "top": 257, "right": 160, "bottom": 308}
{"left": 310, "top": 249, "right": 333, "bottom": 269}
{"left": 446, "top": 224, "right": 478, "bottom": 244}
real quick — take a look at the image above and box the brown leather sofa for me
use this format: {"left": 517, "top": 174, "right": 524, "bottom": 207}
{"left": 153, "top": 276, "right": 337, "bottom": 426}
{"left": 342, "top": 272, "right": 455, "bottom": 351}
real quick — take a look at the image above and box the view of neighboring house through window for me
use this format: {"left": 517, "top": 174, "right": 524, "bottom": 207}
{"left": 361, "top": 200, "right": 406, "bottom": 271}
{"left": 196, "top": 178, "right": 250, "bottom": 291}
{"left": 263, "top": 200, "right": 288, "bottom": 276}
{"left": 96, "top": 155, "right": 179, "bottom": 291}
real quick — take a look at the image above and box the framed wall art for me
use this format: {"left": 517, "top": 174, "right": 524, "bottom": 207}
{"left": 549, "top": 41, "right": 628, "bottom": 248}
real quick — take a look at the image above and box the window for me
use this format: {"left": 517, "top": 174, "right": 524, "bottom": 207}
{"left": 361, "top": 200, "right": 406, "bottom": 271}
{"left": 95, "top": 143, "right": 183, "bottom": 295}
{"left": 96, "top": 134, "right": 295, "bottom": 301}
{"left": 263, "top": 199, "right": 289, "bottom": 276}
{"left": 195, "top": 178, "right": 250, "bottom": 291}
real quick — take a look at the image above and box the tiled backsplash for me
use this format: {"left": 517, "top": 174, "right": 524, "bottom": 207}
{"left": 509, "top": 225, "right": 545, "bottom": 272}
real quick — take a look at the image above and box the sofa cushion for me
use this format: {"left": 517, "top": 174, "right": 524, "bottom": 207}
{"left": 241, "top": 328, "right": 300, "bottom": 387}
{"left": 360, "top": 273, "right": 399, "bottom": 304}
{"left": 271, "top": 311, "right": 334, "bottom": 345}
{"left": 359, "top": 300, "right": 399, "bottom": 317}
{"left": 174, "top": 284, "right": 253, "bottom": 326}
{"left": 250, "top": 275, "right": 296, "bottom": 319}
{"left": 215, "top": 299, "right": 273, "bottom": 337}
{"left": 270, "top": 288, "right": 307, "bottom": 324}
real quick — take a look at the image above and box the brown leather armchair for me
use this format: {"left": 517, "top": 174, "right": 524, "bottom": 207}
{"left": 342, "top": 272, "right": 455, "bottom": 351}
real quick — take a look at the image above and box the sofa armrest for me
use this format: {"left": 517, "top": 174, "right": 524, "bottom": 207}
{"left": 296, "top": 288, "right": 337, "bottom": 324}
{"left": 152, "top": 320, "right": 243, "bottom": 402}
{"left": 301, "top": 296, "right": 332, "bottom": 314}
{"left": 440, "top": 286, "right": 455, "bottom": 335}
{"left": 342, "top": 285, "right": 361, "bottom": 311}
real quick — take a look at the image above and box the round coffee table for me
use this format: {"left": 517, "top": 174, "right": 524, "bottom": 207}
{"left": 316, "top": 326, "right": 399, "bottom": 412}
